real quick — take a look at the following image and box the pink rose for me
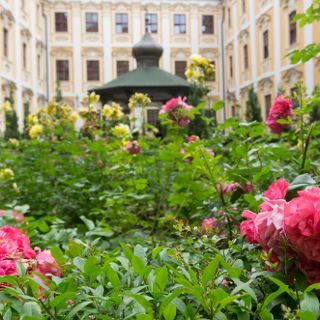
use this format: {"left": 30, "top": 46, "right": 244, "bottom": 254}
{"left": 160, "top": 97, "right": 193, "bottom": 128}
{"left": 0, "top": 259, "right": 18, "bottom": 276}
{"left": 0, "top": 226, "right": 35, "bottom": 260}
{"left": 266, "top": 96, "right": 293, "bottom": 134}
{"left": 283, "top": 188, "right": 320, "bottom": 262}
{"left": 240, "top": 210, "right": 258, "bottom": 243}
{"left": 201, "top": 217, "right": 216, "bottom": 234}
{"left": 242, "top": 182, "right": 254, "bottom": 193}
{"left": 126, "top": 141, "right": 141, "bottom": 155}
{"left": 187, "top": 135, "right": 200, "bottom": 143}
{"left": 36, "top": 250, "right": 61, "bottom": 277}
{"left": 206, "top": 148, "right": 215, "bottom": 156}
{"left": 223, "top": 183, "right": 239, "bottom": 194}
{"left": 263, "top": 178, "right": 288, "bottom": 201}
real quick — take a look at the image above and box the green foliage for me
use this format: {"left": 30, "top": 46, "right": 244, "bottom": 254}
{"left": 290, "top": 0, "right": 320, "bottom": 64}
{"left": 55, "top": 80, "right": 63, "bottom": 103}
{"left": 245, "top": 86, "right": 262, "bottom": 122}
{"left": 4, "top": 85, "right": 20, "bottom": 140}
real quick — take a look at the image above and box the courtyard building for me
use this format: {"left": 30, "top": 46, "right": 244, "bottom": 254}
{"left": 0, "top": 0, "right": 319, "bottom": 127}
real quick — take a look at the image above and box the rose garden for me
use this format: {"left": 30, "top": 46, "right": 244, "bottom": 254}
{"left": 1, "top": 4, "right": 320, "bottom": 320}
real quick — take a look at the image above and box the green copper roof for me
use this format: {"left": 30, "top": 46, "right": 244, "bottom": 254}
{"left": 93, "top": 67, "right": 190, "bottom": 92}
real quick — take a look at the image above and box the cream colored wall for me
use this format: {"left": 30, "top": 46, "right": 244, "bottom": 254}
{"left": 47, "top": 0, "right": 221, "bottom": 106}
{"left": 0, "top": 0, "right": 47, "bottom": 130}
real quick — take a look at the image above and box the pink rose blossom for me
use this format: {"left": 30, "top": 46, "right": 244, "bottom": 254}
{"left": 240, "top": 210, "right": 258, "bottom": 243}
{"left": 126, "top": 141, "right": 141, "bottom": 155}
{"left": 0, "top": 226, "right": 35, "bottom": 260}
{"left": 264, "top": 178, "right": 289, "bottom": 201}
{"left": 206, "top": 148, "right": 215, "bottom": 156}
{"left": 266, "top": 96, "right": 293, "bottom": 134}
{"left": 36, "top": 250, "right": 61, "bottom": 277}
{"left": 187, "top": 135, "right": 200, "bottom": 143}
{"left": 283, "top": 188, "right": 320, "bottom": 263}
{"left": 223, "top": 183, "right": 239, "bottom": 194}
{"left": 242, "top": 182, "right": 254, "bottom": 193}
{"left": 160, "top": 97, "right": 193, "bottom": 127}
{"left": 201, "top": 217, "right": 216, "bottom": 234}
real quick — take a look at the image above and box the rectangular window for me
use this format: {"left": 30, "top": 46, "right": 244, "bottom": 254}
{"left": 174, "top": 14, "right": 186, "bottom": 34}
{"left": 55, "top": 12, "right": 68, "bottom": 32}
{"left": 147, "top": 109, "right": 159, "bottom": 126}
{"left": 202, "top": 15, "right": 214, "bottom": 34}
{"left": 242, "top": 0, "right": 246, "bottom": 14}
{"left": 23, "top": 43, "right": 27, "bottom": 69}
{"left": 263, "top": 30, "right": 269, "bottom": 59}
{"left": 56, "top": 60, "right": 69, "bottom": 81}
{"left": 231, "top": 105, "right": 236, "bottom": 117}
{"left": 116, "top": 60, "right": 129, "bottom": 76}
{"left": 145, "top": 13, "right": 157, "bottom": 33}
{"left": 3, "top": 28, "right": 8, "bottom": 57}
{"left": 87, "top": 60, "right": 100, "bottom": 81}
{"left": 175, "top": 61, "right": 187, "bottom": 78}
{"left": 37, "top": 54, "right": 41, "bottom": 77}
{"left": 229, "top": 56, "right": 233, "bottom": 78}
{"left": 228, "top": 8, "right": 231, "bottom": 28}
{"left": 243, "top": 44, "right": 249, "bottom": 69}
{"left": 115, "top": 13, "right": 128, "bottom": 33}
{"left": 289, "top": 11, "right": 297, "bottom": 45}
{"left": 85, "top": 13, "right": 98, "bottom": 32}
{"left": 265, "top": 94, "right": 272, "bottom": 117}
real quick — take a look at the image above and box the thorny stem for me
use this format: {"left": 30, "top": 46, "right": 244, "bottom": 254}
{"left": 300, "top": 123, "right": 315, "bottom": 171}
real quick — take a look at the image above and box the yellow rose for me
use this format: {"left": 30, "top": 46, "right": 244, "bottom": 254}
{"left": 8, "top": 139, "right": 20, "bottom": 147}
{"left": 112, "top": 124, "right": 130, "bottom": 138}
{"left": 29, "top": 124, "right": 43, "bottom": 139}
{"left": 112, "top": 109, "right": 123, "bottom": 120}
{"left": 2, "top": 101, "right": 12, "bottom": 112}
{"left": 102, "top": 104, "right": 113, "bottom": 118}
{"left": 69, "top": 111, "right": 78, "bottom": 123}
{"left": 0, "top": 168, "right": 14, "bottom": 180}
{"left": 90, "top": 92, "right": 100, "bottom": 103}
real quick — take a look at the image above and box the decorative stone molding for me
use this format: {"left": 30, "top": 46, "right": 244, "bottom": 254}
{"left": 51, "top": 47, "right": 73, "bottom": 58}
{"left": 226, "top": 90, "right": 237, "bottom": 102}
{"left": 258, "top": 77, "right": 273, "bottom": 93}
{"left": 0, "top": 9, "right": 15, "bottom": 26}
{"left": 22, "top": 88, "right": 33, "bottom": 98}
{"left": 226, "top": 43, "right": 234, "bottom": 54}
{"left": 82, "top": 48, "right": 103, "bottom": 58}
{"left": 239, "top": 29, "right": 249, "bottom": 44}
{"left": 257, "top": 13, "right": 270, "bottom": 29}
{"left": 282, "top": 68, "right": 303, "bottom": 84}
{"left": 36, "top": 40, "right": 45, "bottom": 50}
{"left": 240, "top": 85, "right": 250, "bottom": 98}
{"left": 21, "top": 28, "right": 32, "bottom": 40}
{"left": 281, "top": 0, "right": 296, "bottom": 10}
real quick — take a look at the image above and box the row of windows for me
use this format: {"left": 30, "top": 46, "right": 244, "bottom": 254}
{"left": 227, "top": 12, "right": 297, "bottom": 77}
{"left": 55, "top": 12, "right": 215, "bottom": 35}
{"left": 55, "top": 60, "right": 210, "bottom": 82}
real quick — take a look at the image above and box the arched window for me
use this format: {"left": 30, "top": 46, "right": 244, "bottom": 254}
{"left": 289, "top": 11, "right": 297, "bottom": 45}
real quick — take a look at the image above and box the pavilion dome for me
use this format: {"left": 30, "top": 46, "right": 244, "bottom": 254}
{"left": 132, "top": 33, "right": 163, "bottom": 68}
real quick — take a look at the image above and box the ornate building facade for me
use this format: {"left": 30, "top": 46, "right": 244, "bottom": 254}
{"left": 223, "top": 0, "right": 320, "bottom": 121}
{"left": 0, "top": 0, "right": 319, "bottom": 127}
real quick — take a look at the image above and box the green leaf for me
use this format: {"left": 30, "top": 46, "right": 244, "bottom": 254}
{"left": 163, "top": 303, "right": 176, "bottom": 320}
{"left": 153, "top": 266, "right": 168, "bottom": 293}
{"left": 301, "top": 292, "right": 320, "bottom": 318}
{"left": 65, "top": 301, "right": 92, "bottom": 319}
{"left": 132, "top": 255, "right": 146, "bottom": 277}
{"left": 80, "top": 215, "right": 95, "bottom": 230}
{"left": 50, "top": 292, "right": 76, "bottom": 307}
{"left": 21, "top": 302, "right": 42, "bottom": 319}
{"left": 288, "top": 174, "right": 316, "bottom": 191}
{"left": 16, "top": 262, "right": 26, "bottom": 277}
{"left": 202, "top": 255, "right": 221, "bottom": 286}
{"left": 213, "top": 100, "right": 224, "bottom": 111}
{"left": 106, "top": 266, "right": 121, "bottom": 288}
{"left": 298, "top": 310, "right": 317, "bottom": 320}
{"left": 50, "top": 246, "right": 66, "bottom": 265}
